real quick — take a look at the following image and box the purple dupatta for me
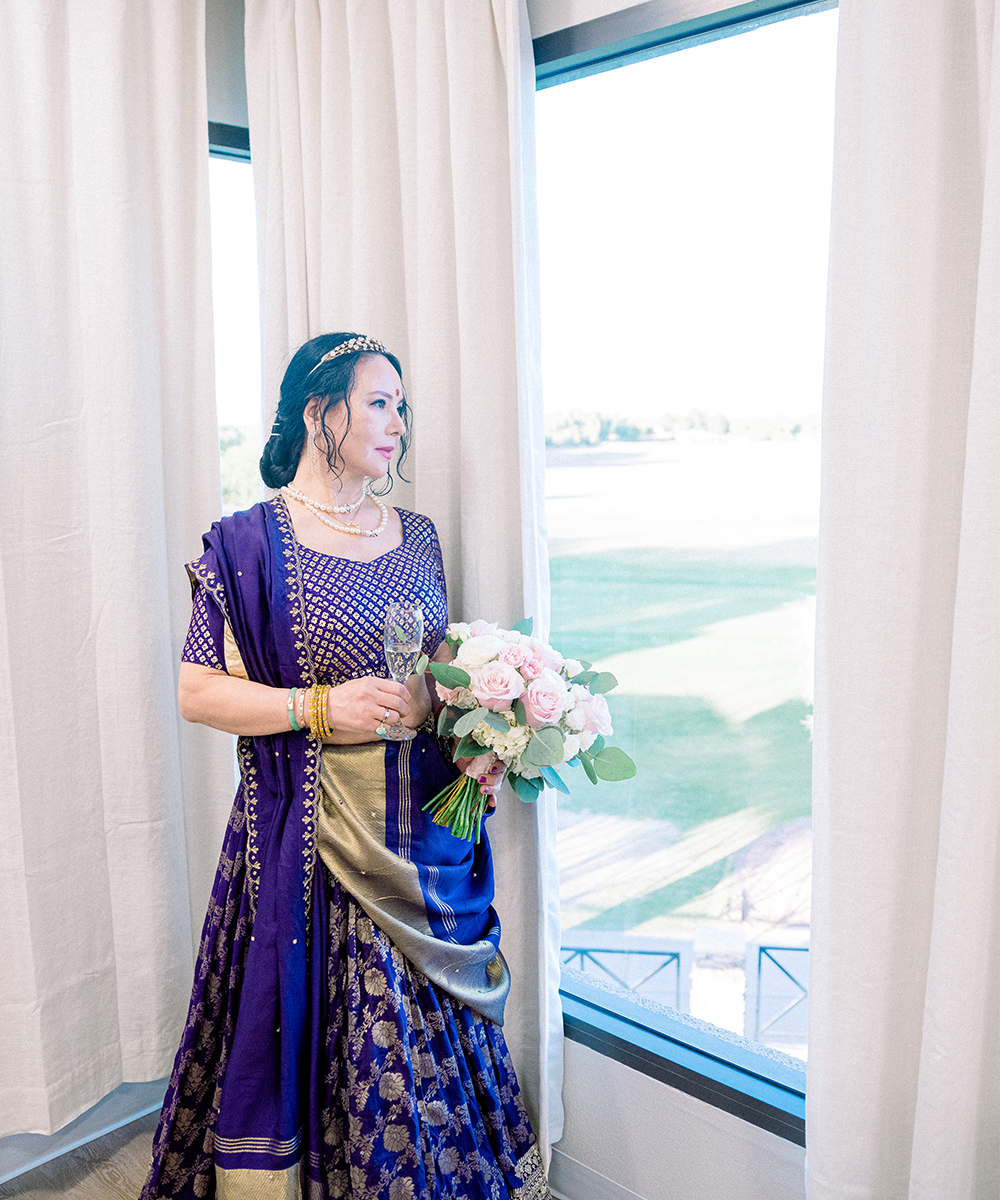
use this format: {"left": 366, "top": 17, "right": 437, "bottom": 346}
{"left": 142, "top": 498, "right": 510, "bottom": 1198}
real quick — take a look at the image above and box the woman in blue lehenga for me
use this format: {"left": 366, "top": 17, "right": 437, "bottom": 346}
{"left": 140, "top": 334, "right": 549, "bottom": 1200}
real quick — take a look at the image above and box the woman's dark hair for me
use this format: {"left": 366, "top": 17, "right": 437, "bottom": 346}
{"left": 259, "top": 332, "right": 410, "bottom": 491}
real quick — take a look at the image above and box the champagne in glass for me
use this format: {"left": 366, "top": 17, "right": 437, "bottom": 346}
{"left": 382, "top": 602, "right": 424, "bottom": 741}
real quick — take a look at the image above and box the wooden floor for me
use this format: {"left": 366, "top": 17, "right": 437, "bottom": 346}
{"left": 0, "top": 1112, "right": 157, "bottom": 1200}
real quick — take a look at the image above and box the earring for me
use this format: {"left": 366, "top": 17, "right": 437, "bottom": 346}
{"left": 308, "top": 426, "right": 320, "bottom": 478}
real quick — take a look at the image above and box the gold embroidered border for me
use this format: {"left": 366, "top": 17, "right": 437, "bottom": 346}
{"left": 236, "top": 735, "right": 262, "bottom": 914}
{"left": 511, "top": 1144, "right": 552, "bottom": 1200}
{"left": 214, "top": 1132, "right": 301, "bottom": 1155}
{"left": 216, "top": 1161, "right": 300, "bottom": 1200}
{"left": 270, "top": 495, "right": 321, "bottom": 924}
{"left": 186, "top": 557, "right": 231, "bottom": 621}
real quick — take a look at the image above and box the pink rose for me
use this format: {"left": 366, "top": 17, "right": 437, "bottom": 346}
{"left": 520, "top": 653, "right": 545, "bottom": 682}
{"left": 469, "top": 619, "right": 500, "bottom": 637}
{"left": 528, "top": 637, "right": 565, "bottom": 674}
{"left": 580, "top": 692, "right": 613, "bottom": 736}
{"left": 469, "top": 661, "right": 525, "bottom": 712}
{"left": 497, "top": 642, "right": 531, "bottom": 671}
{"left": 436, "top": 682, "right": 471, "bottom": 706}
{"left": 522, "top": 669, "right": 568, "bottom": 728}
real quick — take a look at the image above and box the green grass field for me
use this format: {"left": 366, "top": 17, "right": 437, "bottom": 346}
{"left": 545, "top": 445, "right": 817, "bottom": 936}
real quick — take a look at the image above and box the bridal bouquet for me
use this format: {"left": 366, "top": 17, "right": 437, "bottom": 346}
{"left": 415, "top": 618, "right": 636, "bottom": 842}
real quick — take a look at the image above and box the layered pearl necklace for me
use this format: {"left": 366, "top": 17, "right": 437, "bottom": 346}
{"left": 283, "top": 482, "right": 390, "bottom": 538}
{"left": 284, "top": 480, "right": 367, "bottom": 514}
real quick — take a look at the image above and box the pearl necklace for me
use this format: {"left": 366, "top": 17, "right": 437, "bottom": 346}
{"left": 284, "top": 480, "right": 367, "bottom": 514}
{"left": 283, "top": 486, "right": 390, "bottom": 538}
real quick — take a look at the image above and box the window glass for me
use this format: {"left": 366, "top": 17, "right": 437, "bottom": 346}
{"left": 208, "top": 157, "right": 262, "bottom": 513}
{"left": 537, "top": 9, "right": 838, "bottom": 1060}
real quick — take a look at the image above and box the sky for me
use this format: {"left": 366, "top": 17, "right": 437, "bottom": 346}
{"left": 208, "top": 8, "right": 839, "bottom": 429}
{"left": 535, "top": 9, "right": 839, "bottom": 421}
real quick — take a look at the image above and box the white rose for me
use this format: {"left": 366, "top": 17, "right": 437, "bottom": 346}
{"left": 562, "top": 733, "right": 581, "bottom": 761}
{"left": 447, "top": 622, "right": 472, "bottom": 641}
{"left": 564, "top": 705, "right": 586, "bottom": 732}
{"left": 455, "top": 634, "right": 504, "bottom": 670}
{"left": 579, "top": 730, "right": 596, "bottom": 751}
{"left": 563, "top": 658, "right": 583, "bottom": 679}
{"left": 569, "top": 682, "right": 590, "bottom": 704}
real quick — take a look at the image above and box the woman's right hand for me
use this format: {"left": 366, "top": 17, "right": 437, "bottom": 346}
{"left": 325, "top": 675, "right": 412, "bottom": 740}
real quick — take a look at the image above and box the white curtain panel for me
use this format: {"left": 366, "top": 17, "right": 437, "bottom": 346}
{"left": 243, "top": 0, "right": 563, "bottom": 1150}
{"left": 0, "top": 2, "right": 233, "bottom": 1136}
{"left": 809, "top": 0, "right": 1000, "bottom": 1194}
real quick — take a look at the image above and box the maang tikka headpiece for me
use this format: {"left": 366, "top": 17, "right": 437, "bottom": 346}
{"left": 306, "top": 335, "right": 388, "bottom": 377}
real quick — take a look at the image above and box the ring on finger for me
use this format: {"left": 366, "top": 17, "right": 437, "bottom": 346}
{"left": 382, "top": 707, "right": 392, "bottom": 723}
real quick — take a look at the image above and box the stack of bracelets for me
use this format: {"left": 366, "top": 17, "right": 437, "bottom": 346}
{"left": 286, "top": 685, "right": 331, "bottom": 740}
{"left": 308, "top": 684, "right": 332, "bottom": 740}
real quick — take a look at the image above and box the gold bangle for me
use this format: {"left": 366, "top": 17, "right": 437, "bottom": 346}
{"left": 318, "top": 685, "right": 332, "bottom": 740}
{"left": 309, "top": 684, "right": 331, "bottom": 741}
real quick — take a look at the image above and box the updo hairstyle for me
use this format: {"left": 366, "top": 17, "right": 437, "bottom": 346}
{"left": 259, "top": 332, "right": 410, "bottom": 492}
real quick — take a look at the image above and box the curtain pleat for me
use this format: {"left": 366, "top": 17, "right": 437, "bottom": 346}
{"left": 0, "top": 1, "right": 233, "bottom": 1137}
{"left": 244, "top": 0, "right": 563, "bottom": 1152}
{"left": 809, "top": 0, "right": 1000, "bottom": 1194}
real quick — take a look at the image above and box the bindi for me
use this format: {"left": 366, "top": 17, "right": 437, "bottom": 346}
{"left": 395, "top": 388, "right": 400, "bottom": 396}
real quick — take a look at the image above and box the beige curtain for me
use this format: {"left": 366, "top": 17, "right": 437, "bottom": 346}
{"left": 244, "top": 0, "right": 563, "bottom": 1150}
{"left": 809, "top": 0, "right": 1000, "bottom": 1194}
{"left": 0, "top": 1, "right": 233, "bottom": 1136}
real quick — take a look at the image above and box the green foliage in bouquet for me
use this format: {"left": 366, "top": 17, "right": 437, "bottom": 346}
{"left": 417, "top": 620, "right": 637, "bottom": 842}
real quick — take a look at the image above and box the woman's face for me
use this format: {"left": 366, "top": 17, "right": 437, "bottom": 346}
{"left": 313, "top": 354, "right": 406, "bottom": 482}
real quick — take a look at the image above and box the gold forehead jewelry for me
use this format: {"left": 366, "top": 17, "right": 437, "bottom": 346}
{"left": 306, "top": 335, "right": 388, "bottom": 377}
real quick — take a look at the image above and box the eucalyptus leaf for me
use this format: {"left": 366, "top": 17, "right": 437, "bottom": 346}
{"left": 520, "top": 725, "right": 564, "bottom": 768}
{"left": 454, "top": 707, "right": 488, "bottom": 738}
{"left": 588, "top": 671, "right": 618, "bottom": 695}
{"left": 572, "top": 669, "right": 598, "bottom": 685}
{"left": 592, "top": 746, "right": 637, "bottom": 781}
{"left": 512, "top": 774, "right": 542, "bottom": 803}
{"left": 590, "top": 735, "right": 606, "bottom": 756}
{"left": 392, "top": 622, "right": 406, "bottom": 641}
{"left": 539, "top": 765, "right": 570, "bottom": 795}
{"left": 452, "top": 734, "right": 483, "bottom": 762}
{"left": 436, "top": 708, "right": 452, "bottom": 737}
{"left": 512, "top": 617, "right": 533, "bottom": 636}
{"left": 513, "top": 699, "right": 528, "bottom": 727}
{"left": 413, "top": 653, "right": 429, "bottom": 675}
{"left": 580, "top": 753, "right": 599, "bottom": 785}
{"left": 578, "top": 660, "right": 592, "bottom": 671}
{"left": 428, "top": 661, "right": 471, "bottom": 689}
{"left": 482, "top": 710, "right": 510, "bottom": 733}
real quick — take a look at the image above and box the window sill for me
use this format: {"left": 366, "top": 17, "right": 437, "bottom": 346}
{"left": 560, "top": 966, "right": 806, "bottom": 1145}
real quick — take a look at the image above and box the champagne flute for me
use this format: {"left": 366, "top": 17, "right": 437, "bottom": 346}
{"left": 381, "top": 602, "right": 424, "bottom": 741}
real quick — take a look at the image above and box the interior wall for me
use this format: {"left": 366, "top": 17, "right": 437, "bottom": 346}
{"left": 552, "top": 1040, "right": 806, "bottom": 1200}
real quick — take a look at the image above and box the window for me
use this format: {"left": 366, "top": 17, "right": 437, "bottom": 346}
{"left": 536, "top": 3, "right": 836, "bottom": 1099}
{"left": 207, "top": 155, "right": 261, "bottom": 514}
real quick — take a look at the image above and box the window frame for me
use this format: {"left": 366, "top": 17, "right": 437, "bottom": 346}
{"left": 208, "top": 122, "right": 250, "bottom": 162}
{"left": 533, "top": 0, "right": 835, "bottom": 88}
{"left": 536, "top": 0, "right": 833, "bottom": 1137}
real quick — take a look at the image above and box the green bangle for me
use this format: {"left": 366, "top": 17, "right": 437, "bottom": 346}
{"left": 287, "top": 687, "right": 301, "bottom": 731}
